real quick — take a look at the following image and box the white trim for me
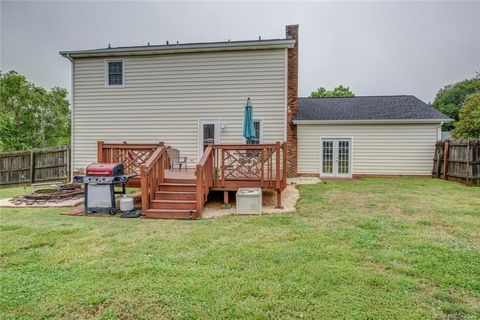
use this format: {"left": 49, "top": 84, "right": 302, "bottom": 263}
{"left": 319, "top": 136, "right": 353, "bottom": 178}
{"left": 60, "top": 39, "right": 296, "bottom": 58}
{"left": 66, "top": 54, "right": 75, "bottom": 180}
{"left": 294, "top": 119, "right": 453, "bottom": 125}
{"left": 104, "top": 59, "right": 125, "bottom": 87}
{"left": 198, "top": 119, "right": 220, "bottom": 160}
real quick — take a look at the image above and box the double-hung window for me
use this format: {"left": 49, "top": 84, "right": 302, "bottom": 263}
{"left": 106, "top": 60, "right": 124, "bottom": 86}
{"left": 247, "top": 120, "right": 262, "bottom": 144}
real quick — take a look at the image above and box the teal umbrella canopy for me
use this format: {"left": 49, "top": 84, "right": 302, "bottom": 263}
{"left": 242, "top": 98, "right": 256, "bottom": 142}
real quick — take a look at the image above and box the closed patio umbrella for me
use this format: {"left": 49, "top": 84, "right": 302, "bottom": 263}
{"left": 242, "top": 98, "right": 256, "bottom": 143}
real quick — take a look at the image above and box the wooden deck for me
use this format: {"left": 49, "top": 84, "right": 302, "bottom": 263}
{"left": 98, "top": 141, "right": 287, "bottom": 219}
{"left": 165, "top": 168, "right": 196, "bottom": 179}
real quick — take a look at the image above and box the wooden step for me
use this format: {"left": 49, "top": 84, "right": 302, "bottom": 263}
{"left": 144, "top": 209, "right": 197, "bottom": 219}
{"left": 163, "top": 178, "right": 196, "bottom": 184}
{"left": 159, "top": 183, "right": 196, "bottom": 192}
{"left": 155, "top": 191, "right": 196, "bottom": 201}
{"left": 150, "top": 200, "right": 197, "bottom": 210}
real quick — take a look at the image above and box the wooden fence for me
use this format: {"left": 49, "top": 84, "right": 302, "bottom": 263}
{"left": 432, "top": 140, "right": 480, "bottom": 186}
{"left": 0, "top": 146, "right": 70, "bottom": 187}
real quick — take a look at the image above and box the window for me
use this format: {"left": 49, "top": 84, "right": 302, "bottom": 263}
{"left": 106, "top": 60, "right": 123, "bottom": 86}
{"left": 247, "top": 120, "right": 262, "bottom": 144}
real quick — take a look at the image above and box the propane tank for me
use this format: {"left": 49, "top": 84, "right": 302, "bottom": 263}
{"left": 120, "top": 195, "right": 134, "bottom": 212}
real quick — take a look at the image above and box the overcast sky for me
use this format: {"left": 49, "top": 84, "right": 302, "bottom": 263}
{"left": 1, "top": 1, "right": 479, "bottom": 102}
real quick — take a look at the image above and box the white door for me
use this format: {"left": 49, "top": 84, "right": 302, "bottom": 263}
{"left": 320, "top": 138, "right": 352, "bottom": 178}
{"left": 198, "top": 120, "right": 219, "bottom": 158}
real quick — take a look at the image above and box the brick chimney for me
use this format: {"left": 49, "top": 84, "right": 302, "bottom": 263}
{"left": 286, "top": 25, "right": 298, "bottom": 177}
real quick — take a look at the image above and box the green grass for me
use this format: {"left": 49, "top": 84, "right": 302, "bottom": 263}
{"left": 0, "top": 185, "right": 32, "bottom": 199}
{"left": 1, "top": 178, "right": 479, "bottom": 319}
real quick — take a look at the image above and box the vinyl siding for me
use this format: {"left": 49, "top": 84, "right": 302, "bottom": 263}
{"left": 72, "top": 49, "right": 287, "bottom": 169}
{"left": 297, "top": 123, "right": 440, "bottom": 175}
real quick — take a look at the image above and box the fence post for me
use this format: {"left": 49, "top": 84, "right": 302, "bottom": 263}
{"left": 30, "top": 151, "right": 35, "bottom": 183}
{"left": 466, "top": 140, "right": 470, "bottom": 185}
{"left": 443, "top": 140, "right": 450, "bottom": 180}
{"left": 66, "top": 146, "right": 71, "bottom": 181}
{"left": 434, "top": 142, "right": 442, "bottom": 178}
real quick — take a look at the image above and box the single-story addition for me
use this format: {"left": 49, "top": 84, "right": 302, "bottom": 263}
{"left": 295, "top": 95, "right": 452, "bottom": 177}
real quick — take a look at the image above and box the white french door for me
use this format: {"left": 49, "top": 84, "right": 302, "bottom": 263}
{"left": 320, "top": 138, "right": 352, "bottom": 178}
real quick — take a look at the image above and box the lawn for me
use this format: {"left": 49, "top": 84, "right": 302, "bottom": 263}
{"left": 0, "top": 178, "right": 479, "bottom": 319}
{"left": 0, "top": 185, "right": 32, "bottom": 199}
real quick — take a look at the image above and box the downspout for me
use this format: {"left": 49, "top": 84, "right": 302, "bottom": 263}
{"left": 65, "top": 53, "right": 75, "bottom": 181}
{"left": 438, "top": 121, "right": 443, "bottom": 141}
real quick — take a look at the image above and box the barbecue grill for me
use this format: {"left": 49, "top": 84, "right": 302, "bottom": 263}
{"left": 74, "top": 163, "right": 135, "bottom": 214}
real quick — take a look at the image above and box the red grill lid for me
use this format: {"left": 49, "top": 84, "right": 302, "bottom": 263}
{"left": 86, "top": 163, "right": 124, "bottom": 176}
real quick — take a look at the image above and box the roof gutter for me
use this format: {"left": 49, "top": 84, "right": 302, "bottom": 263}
{"left": 293, "top": 119, "right": 453, "bottom": 125}
{"left": 59, "top": 39, "right": 296, "bottom": 59}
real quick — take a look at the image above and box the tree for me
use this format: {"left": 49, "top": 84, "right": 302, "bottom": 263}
{"left": 451, "top": 92, "right": 480, "bottom": 139}
{"left": 0, "top": 71, "right": 70, "bottom": 151}
{"left": 432, "top": 75, "right": 480, "bottom": 131}
{"left": 310, "top": 85, "right": 355, "bottom": 98}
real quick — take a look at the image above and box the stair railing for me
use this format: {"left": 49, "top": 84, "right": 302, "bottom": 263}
{"left": 195, "top": 144, "right": 214, "bottom": 218}
{"left": 140, "top": 143, "right": 169, "bottom": 212}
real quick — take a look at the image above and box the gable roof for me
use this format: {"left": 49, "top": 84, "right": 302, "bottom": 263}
{"left": 60, "top": 38, "right": 295, "bottom": 59}
{"left": 294, "top": 95, "right": 452, "bottom": 123}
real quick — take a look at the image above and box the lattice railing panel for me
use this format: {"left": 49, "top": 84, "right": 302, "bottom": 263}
{"left": 117, "top": 149, "right": 155, "bottom": 175}
{"left": 221, "top": 148, "right": 275, "bottom": 180}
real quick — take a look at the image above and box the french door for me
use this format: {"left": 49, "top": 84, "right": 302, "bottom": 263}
{"left": 320, "top": 138, "right": 352, "bottom": 178}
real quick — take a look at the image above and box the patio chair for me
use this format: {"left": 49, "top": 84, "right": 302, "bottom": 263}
{"left": 167, "top": 148, "right": 188, "bottom": 171}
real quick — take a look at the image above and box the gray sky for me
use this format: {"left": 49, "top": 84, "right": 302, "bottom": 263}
{"left": 1, "top": 1, "right": 479, "bottom": 102}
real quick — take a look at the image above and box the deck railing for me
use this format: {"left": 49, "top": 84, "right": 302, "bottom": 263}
{"left": 97, "top": 141, "right": 162, "bottom": 175}
{"left": 211, "top": 142, "right": 287, "bottom": 191}
{"left": 195, "top": 144, "right": 215, "bottom": 218}
{"left": 140, "top": 143, "right": 169, "bottom": 212}
{"left": 195, "top": 141, "right": 288, "bottom": 209}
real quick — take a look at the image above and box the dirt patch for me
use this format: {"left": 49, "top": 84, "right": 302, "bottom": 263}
{"left": 2, "top": 183, "right": 84, "bottom": 208}
{"left": 0, "top": 197, "right": 83, "bottom": 208}
{"left": 202, "top": 177, "right": 321, "bottom": 219}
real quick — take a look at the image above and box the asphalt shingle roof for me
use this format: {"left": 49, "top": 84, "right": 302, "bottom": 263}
{"left": 295, "top": 95, "right": 451, "bottom": 121}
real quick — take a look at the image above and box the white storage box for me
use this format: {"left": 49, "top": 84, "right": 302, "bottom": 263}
{"left": 236, "top": 188, "right": 262, "bottom": 215}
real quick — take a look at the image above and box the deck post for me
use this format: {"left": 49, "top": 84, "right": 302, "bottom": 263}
{"left": 195, "top": 164, "right": 203, "bottom": 219}
{"left": 140, "top": 164, "right": 148, "bottom": 213}
{"left": 223, "top": 191, "right": 229, "bottom": 204}
{"left": 282, "top": 142, "right": 288, "bottom": 189}
{"left": 275, "top": 141, "right": 281, "bottom": 189}
{"left": 275, "top": 190, "right": 283, "bottom": 209}
{"left": 97, "top": 140, "right": 104, "bottom": 162}
{"left": 221, "top": 149, "right": 225, "bottom": 188}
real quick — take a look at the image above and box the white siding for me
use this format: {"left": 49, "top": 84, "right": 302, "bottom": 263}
{"left": 297, "top": 123, "right": 440, "bottom": 175}
{"left": 73, "top": 49, "right": 286, "bottom": 169}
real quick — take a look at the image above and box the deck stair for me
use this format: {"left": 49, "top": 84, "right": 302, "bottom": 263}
{"left": 143, "top": 177, "right": 199, "bottom": 219}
